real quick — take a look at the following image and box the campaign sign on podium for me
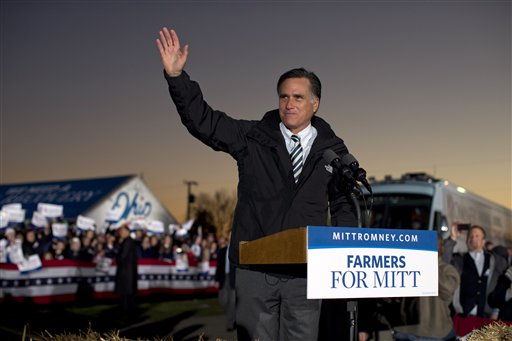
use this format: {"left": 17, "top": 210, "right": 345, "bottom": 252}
{"left": 307, "top": 226, "right": 438, "bottom": 299}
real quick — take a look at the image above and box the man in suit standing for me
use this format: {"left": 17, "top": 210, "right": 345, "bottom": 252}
{"left": 446, "top": 225, "right": 504, "bottom": 318}
{"left": 115, "top": 224, "right": 138, "bottom": 314}
{"left": 156, "top": 27, "right": 358, "bottom": 341}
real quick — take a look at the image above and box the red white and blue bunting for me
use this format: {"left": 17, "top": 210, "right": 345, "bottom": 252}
{"left": 0, "top": 259, "right": 217, "bottom": 304}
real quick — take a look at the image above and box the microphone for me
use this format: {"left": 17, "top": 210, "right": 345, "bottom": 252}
{"left": 341, "top": 153, "right": 372, "bottom": 194}
{"left": 322, "top": 149, "right": 343, "bottom": 171}
{"left": 322, "top": 149, "right": 359, "bottom": 187}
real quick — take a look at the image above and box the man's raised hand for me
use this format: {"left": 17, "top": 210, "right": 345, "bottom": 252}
{"left": 156, "top": 27, "right": 189, "bottom": 77}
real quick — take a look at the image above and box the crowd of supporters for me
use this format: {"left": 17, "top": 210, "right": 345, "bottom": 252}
{"left": 3, "top": 216, "right": 512, "bottom": 340}
{"left": 0, "top": 219, "right": 219, "bottom": 269}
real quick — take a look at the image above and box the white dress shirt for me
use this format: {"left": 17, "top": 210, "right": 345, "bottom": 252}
{"left": 279, "top": 122, "right": 317, "bottom": 161}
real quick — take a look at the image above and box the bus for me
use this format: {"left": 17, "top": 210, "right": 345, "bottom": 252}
{"left": 357, "top": 172, "right": 512, "bottom": 338}
{"left": 360, "top": 172, "right": 512, "bottom": 249}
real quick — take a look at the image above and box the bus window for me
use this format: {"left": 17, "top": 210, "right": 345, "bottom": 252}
{"left": 362, "top": 194, "right": 432, "bottom": 230}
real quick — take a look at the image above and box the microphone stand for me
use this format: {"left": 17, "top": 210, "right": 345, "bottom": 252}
{"left": 348, "top": 185, "right": 362, "bottom": 341}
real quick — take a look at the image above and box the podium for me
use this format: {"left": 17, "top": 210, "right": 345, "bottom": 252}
{"left": 238, "top": 226, "right": 357, "bottom": 341}
{"left": 238, "top": 226, "right": 439, "bottom": 341}
{"left": 239, "top": 227, "right": 307, "bottom": 265}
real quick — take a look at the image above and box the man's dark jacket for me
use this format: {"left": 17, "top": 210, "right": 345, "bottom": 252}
{"left": 165, "top": 71, "right": 357, "bottom": 267}
{"left": 488, "top": 270, "right": 512, "bottom": 321}
{"left": 459, "top": 252, "right": 491, "bottom": 317}
{"left": 115, "top": 236, "right": 138, "bottom": 295}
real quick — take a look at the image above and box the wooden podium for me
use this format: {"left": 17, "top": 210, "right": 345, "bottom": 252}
{"left": 239, "top": 227, "right": 307, "bottom": 265}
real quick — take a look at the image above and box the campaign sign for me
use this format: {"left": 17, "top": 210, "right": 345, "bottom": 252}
{"left": 307, "top": 226, "right": 438, "bottom": 299}
{"left": 38, "top": 203, "right": 63, "bottom": 218}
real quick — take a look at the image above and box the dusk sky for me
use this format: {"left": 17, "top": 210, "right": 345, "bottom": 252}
{"left": 1, "top": 1, "right": 510, "bottom": 222}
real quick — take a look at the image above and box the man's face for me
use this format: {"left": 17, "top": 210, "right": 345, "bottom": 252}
{"left": 467, "top": 227, "right": 486, "bottom": 252}
{"left": 71, "top": 240, "right": 81, "bottom": 251}
{"left": 119, "top": 226, "right": 130, "bottom": 239}
{"left": 278, "top": 77, "right": 319, "bottom": 134}
{"left": 26, "top": 231, "right": 35, "bottom": 242}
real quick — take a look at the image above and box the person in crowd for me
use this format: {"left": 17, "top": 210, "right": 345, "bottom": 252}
{"left": 104, "top": 232, "right": 117, "bottom": 259}
{"left": 79, "top": 234, "right": 96, "bottom": 262}
{"left": 149, "top": 234, "right": 161, "bottom": 259}
{"left": 35, "top": 225, "right": 53, "bottom": 256}
{"left": 353, "top": 299, "right": 378, "bottom": 341}
{"left": 182, "top": 242, "right": 196, "bottom": 263}
{"left": 198, "top": 237, "right": 211, "bottom": 274}
{"left": 138, "top": 235, "right": 157, "bottom": 259}
{"left": 443, "top": 222, "right": 471, "bottom": 259}
{"left": 159, "top": 234, "right": 175, "bottom": 261}
{"left": 92, "top": 241, "right": 106, "bottom": 264}
{"left": 199, "top": 238, "right": 210, "bottom": 261}
{"left": 83, "top": 229, "right": 96, "bottom": 241}
{"left": 22, "top": 229, "right": 41, "bottom": 257}
{"left": 491, "top": 245, "right": 509, "bottom": 266}
{"left": 175, "top": 242, "right": 195, "bottom": 271}
{"left": 42, "top": 250, "right": 54, "bottom": 260}
{"left": 446, "top": 225, "right": 506, "bottom": 318}
{"left": 485, "top": 241, "right": 495, "bottom": 252}
{"left": 67, "top": 237, "right": 82, "bottom": 260}
{"left": 156, "top": 27, "right": 357, "bottom": 340}
{"left": 14, "top": 230, "right": 24, "bottom": 244}
{"left": 115, "top": 224, "right": 138, "bottom": 313}
{"left": 190, "top": 235, "right": 202, "bottom": 260}
{"left": 1, "top": 228, "right": 19, "bottom": 263}
{"left": 488, "top": 266, "right": 512, "bottom": 322}
{"left": 0, "top": 233, "right": 6, "bottom": 263}
{"left": 52, "top": 239, "right": 67, "bottom": 260}
{"left": 133, "top": 228, "right": 144, "bottom": 250}
{"left": 208, "top": 233, "right": 218, "bottom": 261}
{"left": 4, "top": 230, "right": 25, "bottom": 264}
{"left": 206, "top": 232, "right": 216, "bottom": 245}
{"left": 391, "top": 234, "right": 460, "bottom": 341}
{"left": 214, "top": 234, "right": 236, "bottom": 331}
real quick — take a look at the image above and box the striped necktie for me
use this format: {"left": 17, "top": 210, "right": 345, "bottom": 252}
{"left": 290, "top": 134, "right": 304, "bottom": 183}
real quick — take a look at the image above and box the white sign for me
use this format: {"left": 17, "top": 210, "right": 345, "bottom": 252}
{"left": 182, "top": 219, "right": 194, "bottom": 231}
{"left": 76, "top": 215, "right": 96, "bottom": 231}
{"left": 129, "top": 218, "right": 146, "bottom": 230}
{"left": 0, "top": 210, "right": 9, "bottom": 229}
{"left": 38, "top": 203, "right": 64, "bottom": 218}
{"left": 307, "top": 226, "right": 438, "bottom": 299}
{"left": 7, "top": 241, "right": 24, "bottom": 265}
{"left": 7, "top": 209, "right": 25, "bottom": 223}
{"left": 2, "top": 203, "right": 22, "bottom": 211}
{"left": 18, "top": 254, "right": 43, "bottom": 274}
{"left": 2, "top": 204, "right": 25, "bottom": 224}
{"left": 168, "top": 223, "right": 179, "bottom": 235}
{"left": 52, "top": 222, "right": 68, "bottom": 238}
{"left": 147, "top": 220, "right": 164, "bottom": 235}
{"left": 105, "top": 209, "right": 119, "bottom": 223}
{"left": 31, "top": 211, "right": 48, "bottom": 228}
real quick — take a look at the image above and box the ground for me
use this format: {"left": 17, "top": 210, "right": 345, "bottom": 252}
{"left": 0, "top": 294, "right": 237, "bottom": 341}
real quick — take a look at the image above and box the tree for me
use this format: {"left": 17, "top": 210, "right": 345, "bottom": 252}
{"left": 193, "top": 189, "right": 237, "bottom": 239}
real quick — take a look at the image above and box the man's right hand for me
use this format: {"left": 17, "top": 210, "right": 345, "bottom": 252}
{"left": 450, "top": 222, "right": 460, "bottom": 241}
{"left": 156, "top": 27, "right": 189, "bottom": 77}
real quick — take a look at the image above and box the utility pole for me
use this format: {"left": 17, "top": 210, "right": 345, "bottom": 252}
{"left": 184, "top": 180, "right": 198, "bottom": 221}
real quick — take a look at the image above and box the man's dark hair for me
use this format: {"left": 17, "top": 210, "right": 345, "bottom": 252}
{"left": 277, "top": 67, "right": 322, "bottom": 100}
{"left": 470, "top": 225, "right": 486, "bottom": 239}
